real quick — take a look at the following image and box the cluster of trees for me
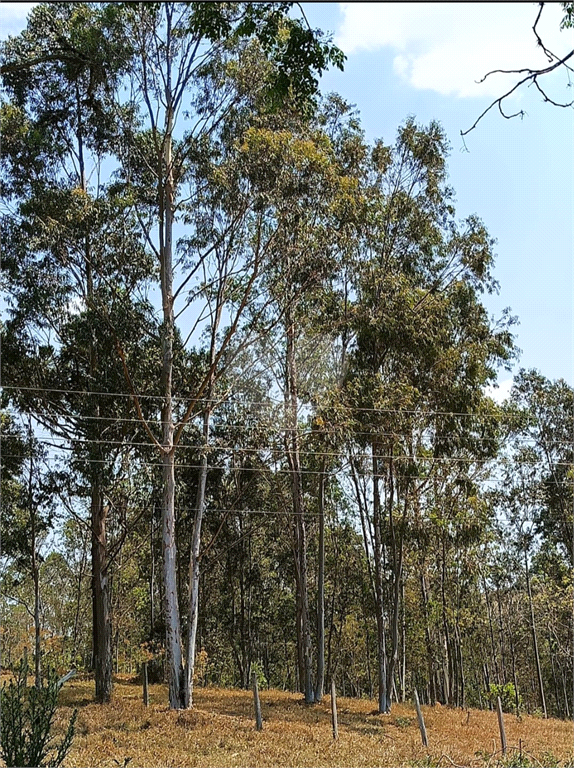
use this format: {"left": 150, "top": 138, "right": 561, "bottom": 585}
{"left": 1, "top": 2, "right": 572, "bottom": 720}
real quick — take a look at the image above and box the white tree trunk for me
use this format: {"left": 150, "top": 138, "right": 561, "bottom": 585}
{"left": 185, "top": 410, "right": 210, "bottom": 708}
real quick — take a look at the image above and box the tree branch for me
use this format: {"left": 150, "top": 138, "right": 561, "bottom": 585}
{"left": 462, "top": 7, "right": 574, "bottom": 138}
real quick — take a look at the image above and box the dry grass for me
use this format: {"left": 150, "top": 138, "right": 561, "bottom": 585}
{"left": 4, "top": 675, "right": 573, "bottom": 767}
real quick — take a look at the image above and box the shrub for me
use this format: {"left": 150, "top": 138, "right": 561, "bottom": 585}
{"left": 0, "top": 656, "right": 78, "bottom": 768}
{"left": 485, "top": 682, "right": 522, "bottom": 713}
{"left": 250, "top": 660, "right": 268, "bottom": 690}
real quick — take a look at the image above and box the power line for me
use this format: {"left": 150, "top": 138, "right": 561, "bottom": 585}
{"left": 2, "top": 450, "right": 573, "bottom": 471}
{"left": 2, "top": 431, "right": 573, "bottom": 459}
{"left": 3, "top": 408, "right": 573, "bottom": 447}
{"left": 5, "top": 383, "right": 568, "bottom": 420}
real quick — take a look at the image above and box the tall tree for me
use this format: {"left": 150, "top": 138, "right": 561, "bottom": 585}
{"left": 106, "top": 2, "right": 344, "bottom": 709}
{"left": 1, "top": 1, "right": 156, "bottom": 703}
{"left": 342, "top": 118, "right": 515, "bottom": 712}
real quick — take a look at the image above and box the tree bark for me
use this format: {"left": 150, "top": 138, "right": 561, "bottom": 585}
{"left": 185, "top": 408, "right": 210, "bottom": 708}
{"left": 315, "top": 461, "right": 326, "bottom": 702}
{"left": 91, "top": 482, "right": 112, "bottom": 703}
{"left": 524, "top": 548, "right": 547, "bottom": 718}
{"left": 162, "top": 446, "right": 184, "bottom": 708}
{"left": 158, "top": 30, "right": 185, "bottom": 705}
{"left": 284, "top": 310, "right": 314, "bottom": 703}
{"left": 401, "top": 578, "right": 406, "bottom": 702}
{"left": 28, "top": 426, "right": 41, "bottom": 690}
{"left": 385, "top": 471, "right": 405, "bottom": 711}
{"left": 372, "top": 445, "right": 389, "bottom": 713}
{"left": 420, "top": 566, "right": 437, "bottom": 705}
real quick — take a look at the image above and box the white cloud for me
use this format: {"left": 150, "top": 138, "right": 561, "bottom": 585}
{"left": 484, "top": 378, "right": 513, "bottom": 404}
{"left": 336, "top": 3, "right": 570, "bottom": 98}
{"left": 0, "top": 3, "right": 37, "bottom": 39}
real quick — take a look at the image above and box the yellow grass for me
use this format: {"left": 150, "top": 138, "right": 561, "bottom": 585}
{"left": 3, "top": 675, "right": 573, "bottom": 767}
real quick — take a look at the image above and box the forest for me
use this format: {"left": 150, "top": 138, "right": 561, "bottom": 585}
{"left": 0, "top": 2, "right": 572, "bottom": 757}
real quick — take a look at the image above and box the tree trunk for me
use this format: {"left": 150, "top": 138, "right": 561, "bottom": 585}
{"left": 285, "top": 311, "right": 314, "bottom": 703}
{"left": 506, "top": 608, "right": 521, "bottom": 716}
{"left": 158, "top": 45, "right": 185, "bottom": 704}
{"left": 162, "top": 446, "right": 184, "bottom": 708}
{"left": 185, "top": 408, "right": 210, "bottom": 708}
{"left": 385, "top": 474, "right": 405, "bottom": 711}
{"left": 315, "top": 462, "right": 326, "bottom": 702}
{"left": 28, "top": 428, "right": 41, "bottom": 690}
{"left": 72, "top": 528, "right": 88, "bottom": 662}
{"left": 372, "top": 447, "right": 389, "bottom": 713}
{"left": 401, "top": 579, "right": 407, "bottom": 702}
{"left": 495, "top": 585, "right": 507, "bottom": 683}
{"left": 184, "top": 240, "right": 224, "bottom": 706}
{"left": 482, "top": 570, "right": 500, "bottom": 686}
{"left": 524, "top": 549, "right": 547, "bottom": 717}
{"left": 91, "top": 482, "right": 112, "bottom": 703}
{"left": 420, "top": 566, "right": 437, "bottom": 705}
{"left": 561, "top": 667, "right": 570, "bottom": 719}
{"left": 440, "top": 538, "right": 453, "bottom": 705}
{"left": 76, "top": 78, "right": 113, "bottom": 703}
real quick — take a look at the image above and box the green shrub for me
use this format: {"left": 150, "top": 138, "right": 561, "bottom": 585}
{"left": 409, "top": 757, "right": 442, "bottom": 768}
{"left": 485, "top": 682, "right": 522, "bottom": 713}
{"left": 394, "top": 715, "right": 413, "bottom": 728}
{"left": 497, "top": 750, "right": 559, "bottom": 767}
{"left": 0, "top": 657, "right": 78, "bottom": 768}
{"left": 250, "top": 660, "right": 268, "bottom": 690}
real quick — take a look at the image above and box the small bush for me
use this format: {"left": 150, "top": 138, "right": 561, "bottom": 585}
{"left": 485, "top": 748, "right": 564, "bottom": 767}
{"left": 485, "top": 682, "right": 522, "bottom": 713}
{"left": 394, "top": 716, "right": 413, "bottom": 728}
{"left": 409, "top": 757, "right": 442, "bottom": 768}
{"left": 250, "top": 660, "right": 268, "bottom": 690}
{"left": 0, "top": 656, "right": 78, "bottom": 768}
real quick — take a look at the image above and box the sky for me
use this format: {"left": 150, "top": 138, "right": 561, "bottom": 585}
{"left": 1, "top": 2, "right": 572, "bottom": 399}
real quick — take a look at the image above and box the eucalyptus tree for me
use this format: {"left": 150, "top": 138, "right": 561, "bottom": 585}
{"left": 0, "top": 414, "right": 49, "bottom": 688}
{"left": 494, "top": 453, "right": 551, "bottom": 717}
{"left": 234, "top": 94, "right": 365, "bottom": 702}
{"left": 341, "top": 118, "right": 515, "bottom": 712}
{"left": 1, "top": 2, "right": 157, "bottom": 702}
{"left": 493, "top": 374, "right": 574, "bottom": 717}
{"left": 507, "top": 371, "right": 573, "bottom": 565}
{"left": 101, "top": 2, "right": 344, "bottom": 709}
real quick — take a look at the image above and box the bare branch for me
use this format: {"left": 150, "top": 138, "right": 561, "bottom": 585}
{"left": 533, "top": 77, "right": 574, "bottom": 107}
{"left": 462, "top": 10, "right": 574, "bottom": 139}
{"left": 533, "top": 3, "right": 556, "bottom": 63}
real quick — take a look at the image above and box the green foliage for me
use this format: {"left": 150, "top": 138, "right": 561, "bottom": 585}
{"left": 485, "top": 682, "right": 521, "bottom": 713}
{"left": 394, "top": 715, "right": 413, "bottom": 728}
{"left": 250, "top": 660, "right": 268, "bottom": 690}
{"left": 0, "top": 657, "right": 77, "bottom": 768}
{"left": 561, "top": 3, "right": 574, "bottom": 29}
{"left": 409, "top": 757, "right": 443, "bottom": 768}
{"left": 187, "top": 2, "right": 345, "bottom": 112}
{"left": 494, "top": 750, "right": 564, "bottom": 768}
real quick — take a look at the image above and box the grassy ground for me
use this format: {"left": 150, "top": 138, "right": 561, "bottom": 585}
{"left": 14, "top": 675, "right": 574, "bottom": 767}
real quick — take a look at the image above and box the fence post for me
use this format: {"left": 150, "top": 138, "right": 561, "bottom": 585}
{"left": 251, "top": 670, "right": 262, "bottom": 731}
{"left": 142, "top": 662, "right": 149, "bottom": 706}
{"left": 496, "top": 696, "right": 507, "bottom": 755}
{"left": 331, "top": 679, "right": 339, "bottom": 740}
{"left": 413, "top": 688, "right": 428, "bottom": 747}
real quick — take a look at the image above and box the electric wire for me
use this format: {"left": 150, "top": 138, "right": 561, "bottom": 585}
{"left": 3, "top": 383, "right": 561, "bottom": 419}
{"left": 1, "top": 431, "right": 572, "bottom": 462}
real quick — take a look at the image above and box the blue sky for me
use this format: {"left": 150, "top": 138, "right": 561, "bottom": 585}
{"left": 2, "top": 2, "right": 572, "bottom": 395}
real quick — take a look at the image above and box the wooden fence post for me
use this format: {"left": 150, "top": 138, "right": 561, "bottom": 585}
{"left": 496, "top": 696, "right": 507, "bottom": 755}
{"left": 331, "top": 679, "right": 338, "bottom": 740}
{"left": 142, "top": 662, "right": 149, "bottom": 706}
{"left": 251, "top": 670, "right": 262, "bottom": 731}
{"left": 413, "top": 688, "right": 428, "bottom": 747}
